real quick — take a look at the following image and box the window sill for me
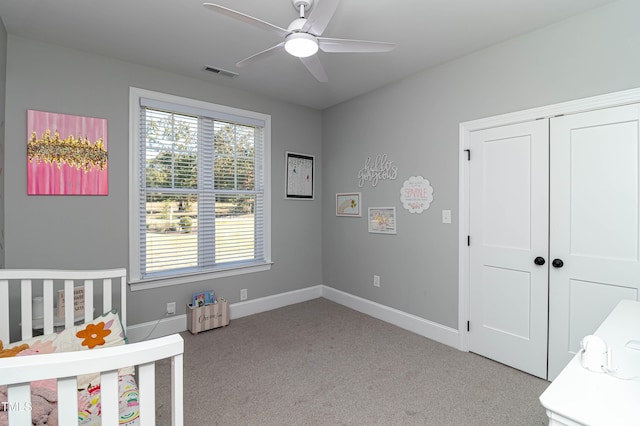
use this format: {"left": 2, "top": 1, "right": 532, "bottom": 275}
{"left": 128, "top": 262, "right": 273, "bottom": 291}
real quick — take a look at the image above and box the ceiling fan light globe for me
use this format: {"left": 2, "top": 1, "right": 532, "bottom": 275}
{"left": 284, "top": 33, "right": 319, "bottom": 58}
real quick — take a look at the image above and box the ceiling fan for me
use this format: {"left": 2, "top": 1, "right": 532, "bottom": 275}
{"left": 203, "top": 0, "right": 395, "bottom": 82}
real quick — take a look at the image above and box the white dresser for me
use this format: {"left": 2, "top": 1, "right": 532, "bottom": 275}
{"left": 539, "top": 300, "right": 640, "bottom": 425}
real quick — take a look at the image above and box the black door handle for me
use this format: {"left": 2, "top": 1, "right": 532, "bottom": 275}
{"left": 552, "top": 259, "right": 564, "bottom": 268}
{"left": 534, "top": 257, "right": 546, "bottom": 266}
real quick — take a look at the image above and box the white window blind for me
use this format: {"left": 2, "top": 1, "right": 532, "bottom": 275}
{"left": 130, "top": 88, "right": 271, "bottom": 286}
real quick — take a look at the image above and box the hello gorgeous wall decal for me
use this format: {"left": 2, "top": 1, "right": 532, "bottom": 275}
{"left": 357, "top": 154, "right": 398, "bottom": 187}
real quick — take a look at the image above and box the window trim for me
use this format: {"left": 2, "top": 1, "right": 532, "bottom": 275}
{"left": 128, "top": 87, "right": 272, "bottom": 290}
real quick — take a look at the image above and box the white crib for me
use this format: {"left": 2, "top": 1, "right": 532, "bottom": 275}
{"left": 0, "top": 268, "right": 184, "bottom": 425}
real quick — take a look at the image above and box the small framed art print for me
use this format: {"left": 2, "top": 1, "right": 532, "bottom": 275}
{"left": 368, "top": 207, "right": 397, "bottom": 234}
{"left": 336, "top": 192, "right": 362, "bottom": 217}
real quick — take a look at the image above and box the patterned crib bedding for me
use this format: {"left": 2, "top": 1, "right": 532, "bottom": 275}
{"left": 0, "top": 374, "right": 139, "bottom": 426}
{"left": 0, "top": 310, "right": 139, "bottom": 425}
{"left": 78, "top": 374, "right": 140, "bottom": 426}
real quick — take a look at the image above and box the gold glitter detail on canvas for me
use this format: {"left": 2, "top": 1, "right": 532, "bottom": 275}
{"left": 28, "top": 129, "right": 107, "bottom": 172}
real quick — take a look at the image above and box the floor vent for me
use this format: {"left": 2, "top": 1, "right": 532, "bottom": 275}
{"left": 203, "top": 65, "right": 239, "bottom": 78}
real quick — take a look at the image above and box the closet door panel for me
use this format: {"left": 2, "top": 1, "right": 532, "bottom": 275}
{"left": 469, "top": 120, "right": 549, "bottom": 379}
{"left": 570, "top": 120, "right": 638, "bottom": 260}
{"left": 548, "top": 103, "right": 640, "bottom": 380}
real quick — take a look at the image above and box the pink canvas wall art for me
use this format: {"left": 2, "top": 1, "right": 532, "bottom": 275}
{"left": 27, "top": 110, "right": 108, "bottom": 195}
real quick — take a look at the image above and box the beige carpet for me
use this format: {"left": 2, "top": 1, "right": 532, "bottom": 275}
{"left": 155, "top": 298, "right": 549, "bottom": 425}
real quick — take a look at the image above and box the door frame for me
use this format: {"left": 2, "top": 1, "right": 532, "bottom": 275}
{"left": 458, "top": 87, "right": 640, "bottom": 352}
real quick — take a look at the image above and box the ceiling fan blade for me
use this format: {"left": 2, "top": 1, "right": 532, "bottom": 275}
{"left": 302, "top": 0, "right": 340, "bottom": 35}
{"left": 203, "top": 3, "right": 290, "bottom": 39}
{"left": 299, "top": 55, "right": 328, "bottom": 82}
{"left": 318, "top": 37, "right": 396, "bottom": 53}
{"left": 236, "top": 42, "right": 285, "bottom": 68}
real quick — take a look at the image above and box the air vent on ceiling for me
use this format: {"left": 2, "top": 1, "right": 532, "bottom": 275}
{"left": 203, "top": 65, "right": 239, "bottom": 79}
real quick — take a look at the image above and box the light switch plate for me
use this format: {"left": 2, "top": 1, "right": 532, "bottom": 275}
{"left": 442, "top": 210, "right": 452, "bottom": 224}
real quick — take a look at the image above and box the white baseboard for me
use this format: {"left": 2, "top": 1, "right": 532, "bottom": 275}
{"left": 127, "top": 284, "right": 459, "bottom": 350}
{"left": 127, "top": 313, "right": 188, "bottom": 343}
{"left": 229, "top": 285, "right": 323, "bottom": 319}
{"left": 321, "top": 286, "right": 460, "bottom": 349}
{"left": 126, "top": 285, "right": 323, "bottom": 343}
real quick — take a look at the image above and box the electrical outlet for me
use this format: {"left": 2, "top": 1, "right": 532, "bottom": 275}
{"left": 373, "top": 275, "right": 381, "bottom": 287}
{"left": 240, "top": 288, "right": 248, "bottom": 301}
{"left": 166, "top": 302, "right": 176, "bottom": 315}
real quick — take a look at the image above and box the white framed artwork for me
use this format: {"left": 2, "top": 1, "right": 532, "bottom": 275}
{"left": 368, "top": 207, "right": 397, "bottom": 234}
{"left": 336, "top": 192, "right": 362, "bottom": 217}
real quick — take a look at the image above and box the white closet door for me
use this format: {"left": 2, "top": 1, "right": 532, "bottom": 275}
{"left": 469, "top": 120, "right": 549, "bottom": 379}
{"left": 548, "top": 104, "right": 640, "bottom": 380}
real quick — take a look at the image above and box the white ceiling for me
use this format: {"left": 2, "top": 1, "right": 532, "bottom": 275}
{"left": 0, "top": 0, "right": 620, "bottom": 110}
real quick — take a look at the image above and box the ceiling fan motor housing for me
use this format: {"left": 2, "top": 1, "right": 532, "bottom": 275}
{"left": 288, "top": 18, "right": 308, "bottom": 32}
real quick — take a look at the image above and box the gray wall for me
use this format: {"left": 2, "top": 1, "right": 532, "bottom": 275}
{"left": 322, "top": 0, "right": 640, "bottom": 329}
{"left": 3, "top": 35, "right": 323, "bottom": 326}
{"left": 0, "top": 18, "right": 6, "bottom": 269}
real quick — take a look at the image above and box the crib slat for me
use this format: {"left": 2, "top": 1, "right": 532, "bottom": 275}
{"left": 7, "top": 383, "right": 31, "bottom": 425}
{"left": 101, "top": 370, "right": 120, "bottom": 426}
{"left": 139, "top": 362, "right": 156, "bottom": 426}
{"left": 120, "top": 272, "right": 127, "bottom": 329}
{"left": 84, "top": 279, "right": 94, "bottom": 323}
{"left": 43, "top": 279, "right": 54, "bottom": 335}
{"left": 0, "top": 279, "right": 9, "bottom": 343}
{"left": 57, "top": 376, "right": 79, "bottom": 426}
{"left": 64, "top": 279, "right": 74, "bottom": 328}
{"left": 20, "top": 280, "right": 32, "bottom": 340}
{"left": 172, "top": 353, "right": 184, "bottom": 426}
{"left": 104, "top": 277, "right": 113, "bottom": 313}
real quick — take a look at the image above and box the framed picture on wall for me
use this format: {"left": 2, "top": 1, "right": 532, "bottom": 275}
{"left": 285, "top": 151, "right": 314, "bottom": 199}
{"left": 27, "top": 110, "right": 109, "bottom": 195}
{"left": 336, "top": 192, "right": 362, "bottom": 217}
{"left": 368, "top": 207, "right": 397, "bottom": 234}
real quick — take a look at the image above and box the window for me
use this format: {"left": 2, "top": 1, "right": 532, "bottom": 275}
{"left": 129, "top": 88, "right": 271, "bottom": 289}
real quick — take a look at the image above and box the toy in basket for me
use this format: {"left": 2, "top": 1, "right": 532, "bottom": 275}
{"left": 187, "top": 298, "right": 229, "bottom": 334}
